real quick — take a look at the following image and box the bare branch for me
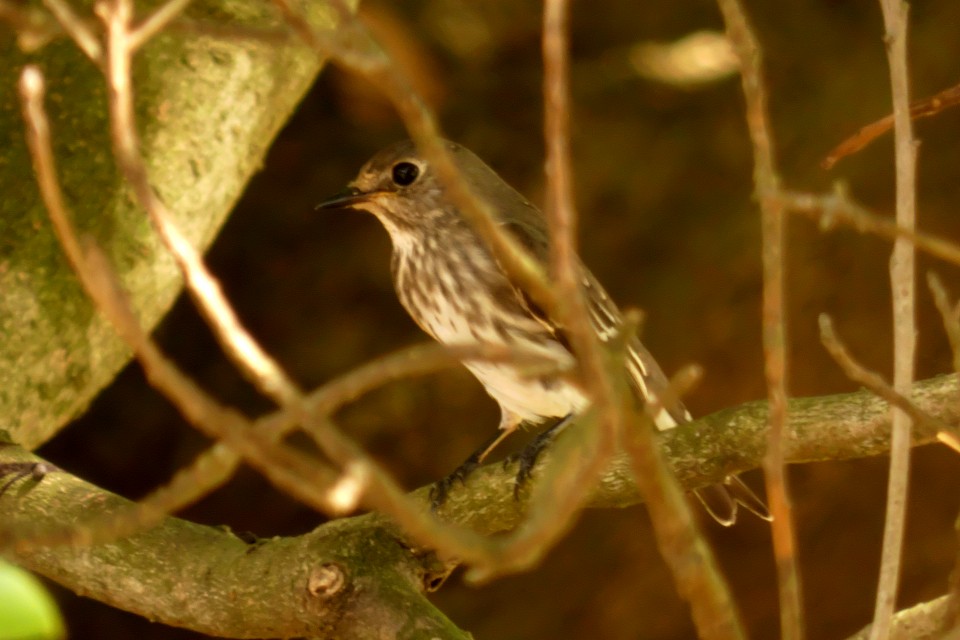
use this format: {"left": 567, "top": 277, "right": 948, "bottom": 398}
{"left": 271, "top": 0, "right": 561, "bottom": 329}
{"left": 0, "top": 443, "right": 470, "bottom": 639}
{"left": 18, "top": 64, "right": 366, "bottom": 524}
{"left": 4, "top": 373, "right": 957, "bottom": 637}
{"left": 927, "top": 273, "right": 960, "bottom": 453}
{"left": 542, "top": 0, "right": 587, "bottom": 337}
{"left": 7, "top": 340, "right": 557, "bottom": 551}
{"left": 98, "top": 0, "right": 303, "bottom": 407}
{"left": 129, "top": 0, "right": 193, "bottom": 50}
{"left": 21, "top": 43, "right": 573, "bottom": 567}
{"left": 783, "top": 188, "right": 960, "bottom": 268}
{"left": 823, "top": 82, "right": 960, "bottom": 170}
{"left": 818, "top": 315, "right": 948, "bottom": 439}
{"left": 928, "top": 273, "right": 960, "bottom": 378}
{"left": 621, "top": 368, "right": 746, "bottom": 640}
{"left": 89, "top": 0, "right": 518, "bottom": 567}
{"left": 716, "top": 0, "right": 803, "bottom": 636}
{"left": 873, "top": 0, "right": 919, "bottom": 636}
{"left": 41, "top": 0, "right": 103, "bottom": 63}
{"left": 464, "top": 408, "right": 606, "bottom": 582}
{"left": 846, "top": 595, "right": 954, "bottom": 640}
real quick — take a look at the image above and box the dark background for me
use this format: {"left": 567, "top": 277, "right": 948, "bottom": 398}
{"left": 39, "top": 0, "right": 960, "bottom": 637}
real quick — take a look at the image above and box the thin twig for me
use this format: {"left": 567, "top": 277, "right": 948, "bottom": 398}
{"left": 818, "top": 315, "right": 948, "bottom": 438}
{"left": 90, "top": 0, "right": 501, "bottom": 566}
{"left": 511, "top": 0, "right": 622, "bottom": 579}
{"left": 17, "top": 65, "right": 356, "bottom": 520}
{"left": 629, "top": 365, "right": 749, "bottom": 640}
{"left": 271, "top": 0, "right": 560, "bottom": 326}
{"left": 21, "top": 58, "right": 504, "bottom": 560}
{"left": 541, "top": 0, "right": 602, "bottom": 377}
{"left": 466, "top": 364, "right": 706, "bottom": 588}
{"left": 477, "top": 6, "right": 744, "bottom": 632}
{"left": 464, "top": 408, "right": 607, "bottom": 582}
{"left": 622, "top": 370, "right": 745, "bottom": 640}
{"left": 267, "top": 0, "right": 616, "bottom": 576}
{"left": 926, "top": 273, "right": 960, "bottom": 455}
{"left": 823, "top": 82, "right": 960, "bottom": 170}
{"left": 928, "top": 273, "right": 960, "bottom": 378}
{"left": 104, "top": 0, "right": 575, "bottom": 563}
{"left": 41, "top": 0, "right": 103, "bottom": 63}
{"left": 467, "top": 318, "right": 693, "bottom": 582}
{"left": 783, "top": 188, "right": 960, "bottom": 268}
{"left": 542, "top": 0, "right": 582, "bottom": 330}
{"left": 88, "top": 0, "right": 590, "bottom": 569}
{"left": 11, "top": 341, "right": 555, "bottom": 550}
{"left": 940, "top": 431, "right": 960, "bottom": 455}
{"left": 541, "top": 0, "right": 619, "bottom": 454}
{"left": 303, "top": 342, "right": 562, "bottom": 416}
{"left": 98, "top": 0, "right": 303, "bottom": 407}
{"left": 716, "top": 0, "right": 803, "bottom": 636}
{"left": 129, "top": 0, "right": 194, "bottom": 50}
{"left": 871, "top": 1, "right": 918, "bottom": 637}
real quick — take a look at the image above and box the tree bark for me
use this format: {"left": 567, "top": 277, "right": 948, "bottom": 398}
{"left": 2, "top": 373, "right": 955, "bottom": 638}
{"left": 0, "top": 0, "right": 344, "bottom": 449}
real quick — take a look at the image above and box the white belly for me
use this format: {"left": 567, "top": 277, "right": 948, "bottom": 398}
{"left": 393, "top": 239, "right": 586, "bottom": 424}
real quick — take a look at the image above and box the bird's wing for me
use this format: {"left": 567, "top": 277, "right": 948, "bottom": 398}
{"left": 498, "top": 218, "right": 690, "bottom": 430}
{"left": 499, "top": 219, "right": 769, "bottom": 525}
{"left": 498, "top": 219, "right": 574, "bottom": 353}
{"left": 579, "top": 269, "right": 692, "bottom": 430}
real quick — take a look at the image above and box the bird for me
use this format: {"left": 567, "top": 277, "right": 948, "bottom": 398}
{"left": 318, "top": 139, "right": 770, "bottom": 525}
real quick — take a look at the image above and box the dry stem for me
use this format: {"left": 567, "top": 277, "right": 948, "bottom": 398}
{"left": 715, "top": 0, "right": 803, "bottom": 636}
{"left": 871, "top": 1, "right": 918, "bottom": 637}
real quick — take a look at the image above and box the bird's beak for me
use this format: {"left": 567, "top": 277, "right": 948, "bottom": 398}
{"left": 316, "top": 186, "right": 370, "bottom": 210}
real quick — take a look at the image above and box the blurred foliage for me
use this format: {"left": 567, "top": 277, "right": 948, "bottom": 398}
{"left": 34, "top": 0, "right": 960, "bottom": 638}
{"left": 0, "top": 560, "right": 65, "bottom": 640}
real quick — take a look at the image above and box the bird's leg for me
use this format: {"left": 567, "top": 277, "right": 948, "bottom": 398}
{"left": 429, "top": 416, "right": 521, "bottom": 509}
{"left": 476, "top": 423, "right": 518, "bottom": 464}
{"left": 504, "top": 413, "right": 575, "bottom": 499}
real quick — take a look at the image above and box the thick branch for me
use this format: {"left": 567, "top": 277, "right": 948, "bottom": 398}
{"left": 846, "top": 595, "right": 954, "bottom": 640}
{"left": 0, "top": 0, "right": 340, "bottom": 450}
{"left": 1, "top": 373, "right": 955, "bottom": 638}
{"left": 0, "top": 444, "right": 466, "bottom": 640}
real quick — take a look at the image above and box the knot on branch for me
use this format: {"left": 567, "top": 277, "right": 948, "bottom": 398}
{"left": 307, "top": 562, "right": 346, "bottom": 599}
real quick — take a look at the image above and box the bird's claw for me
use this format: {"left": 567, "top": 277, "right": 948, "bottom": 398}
{"left": 429, "top": 458, "right": 480, "bottom": 509}
{"left": 503, "top": 429, "right": 555, "bottom": 499}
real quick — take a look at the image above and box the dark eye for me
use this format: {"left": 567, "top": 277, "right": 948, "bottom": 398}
{"left": 391, "top": 161, "right": 420, "bottom": 186}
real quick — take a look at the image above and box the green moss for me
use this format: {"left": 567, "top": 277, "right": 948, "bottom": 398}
{"left": 0, "top": 0, "right": 343, "bottom": 448}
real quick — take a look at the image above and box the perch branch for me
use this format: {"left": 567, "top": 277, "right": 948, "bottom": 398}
{"left": 845, "top": 595, "right": 954, "bottom": 640}
{"left": 2, "top": 373, "right": 957, "bottom": 638}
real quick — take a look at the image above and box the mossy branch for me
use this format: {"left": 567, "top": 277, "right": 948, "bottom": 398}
{"left": 2, "top": 373, "right": 955, "bottom": 639}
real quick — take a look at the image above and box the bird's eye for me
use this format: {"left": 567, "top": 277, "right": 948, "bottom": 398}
{"left": 391, "top": 161, "right": 420, "bottom": 187}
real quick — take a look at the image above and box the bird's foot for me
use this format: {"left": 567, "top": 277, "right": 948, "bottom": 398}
{"left": 502, "top": 429, "right": 555, "bottom": 499}
{"left": 430, "top": 430, "right": 508, "bottom": 509}
{"left": 429, "top": 456, "right": 482, "bottom": 509}
{"left": 502, "top": 413, "right": 574, "bottom": 499}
